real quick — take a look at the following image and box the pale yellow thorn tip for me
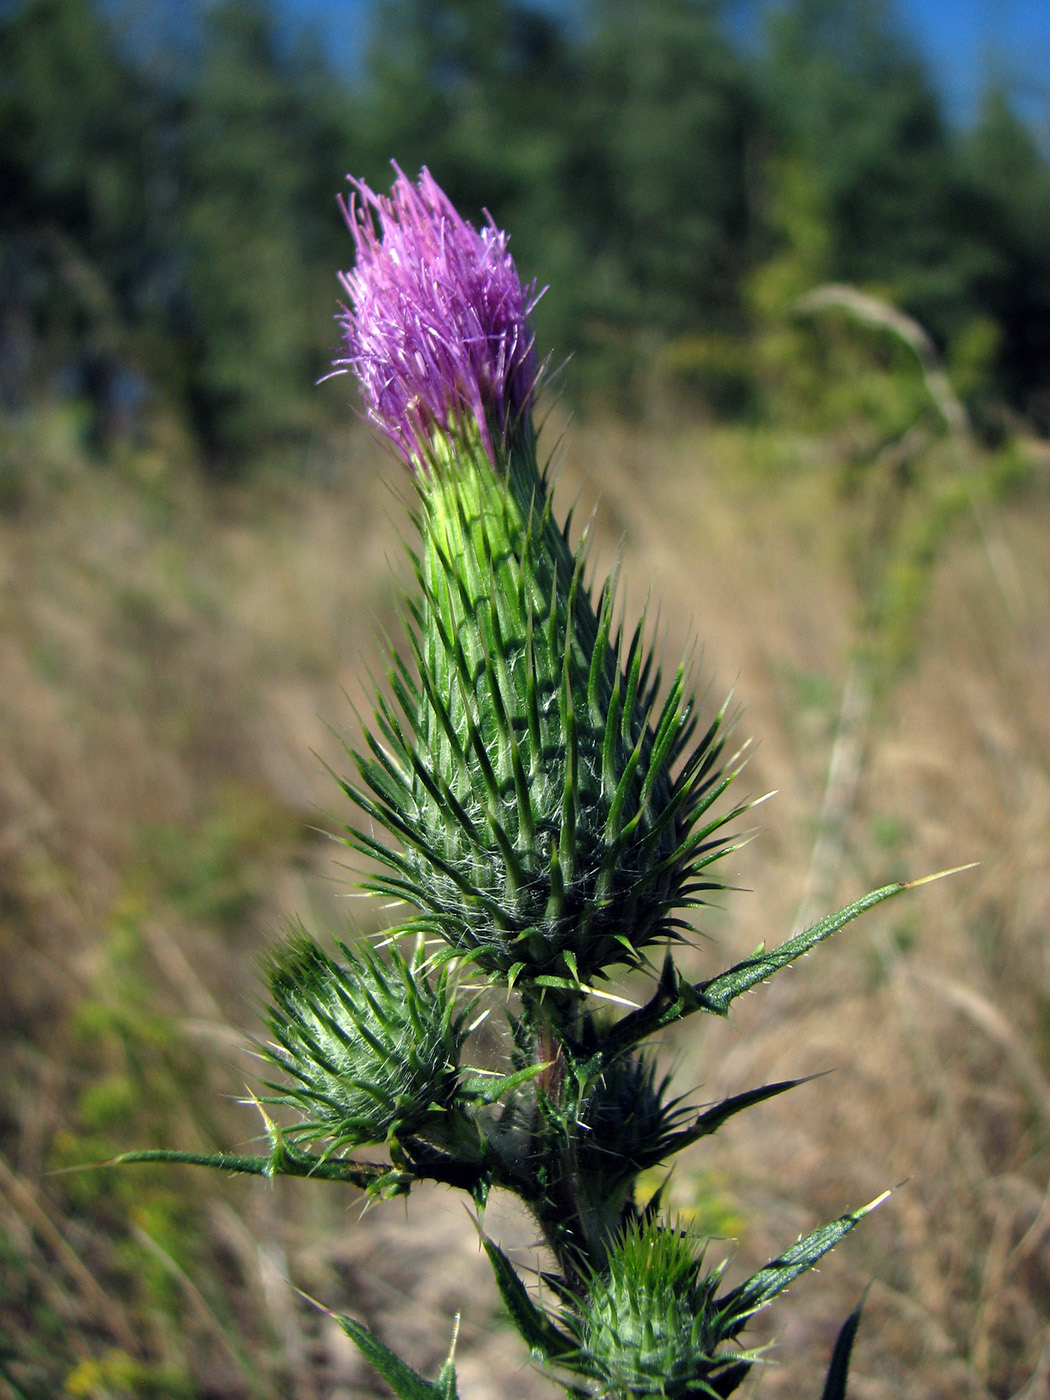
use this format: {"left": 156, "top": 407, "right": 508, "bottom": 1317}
{"left": 903, "top": 862, "right": 979, "bottom": 890}
{"left": 244, "top": 1086, "right": 277, "bottom": 1133}
{"left": 861, "top": 1188, "right": 893, "bottom": 1215}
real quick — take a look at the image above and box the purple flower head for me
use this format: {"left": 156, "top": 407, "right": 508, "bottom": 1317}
{"left": 335, "top": 165, "right": 542, "bottom": 469}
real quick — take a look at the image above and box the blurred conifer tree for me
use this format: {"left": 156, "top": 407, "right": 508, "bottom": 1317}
{"left": 565, "top": 1, "right": 757, "bottom": 357}
{"left": 2, "top": 0, "right": 1048, "bottom": 464}
{"left": 960, "top": 88, "right": 1050, "bottom": 429}
{"left": 0, "top": 0, "right": 152, "bottom": 443}
{"left": 761, "top": 1, "right": 956, "bottom": 312}
{"left": 176, "top": 0, "right": 359, "bottom": 467}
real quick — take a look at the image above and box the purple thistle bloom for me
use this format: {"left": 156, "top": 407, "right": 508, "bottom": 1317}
{"left": 335, "top": 165, "right": 542, "bottom": 469}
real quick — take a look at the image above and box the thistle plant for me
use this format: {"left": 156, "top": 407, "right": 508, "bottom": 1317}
{"left": 121, "top": 165, "right": 958, "bottom": 1398}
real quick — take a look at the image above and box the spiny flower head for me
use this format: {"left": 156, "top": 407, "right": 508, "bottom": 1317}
{"left": 565, "top": 1220, "right": 736, "bottom": 1398}
{"left": 336, "top": 164, "right": 541, "bottom": 469}
{"left": 577, "top": 1056, "right": 690, "bottom": 1188}
{"left": 261, "top": 931, "right": 471, "bottom": 1152}
{"left": 332, "top": 170, "right": 747, "bottom": 998}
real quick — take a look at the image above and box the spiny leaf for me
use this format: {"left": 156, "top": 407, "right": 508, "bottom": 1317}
{"left": 594, "top": 878, "right": 930, "bottom": 1058}
{"left": 718, "top": 1192, "right": 890, "bottom": 1333}
{"left": 112, "top": 1146, "right": 390, "bottom": 1189}
{"left": 696, "top": 870, "right": 974, "bottom": 1016}
{"left": 483, "top": 1239, "right": 574, "bottom": 1362}
{"left": 820, "top": 1288, "right": 869, "bottom": 1400}
{"left": 328, "top": 1309, "right": 460, "bottom": 1400}
{"left": 662, "top": 1076, "right": 822, "bottom": 1156}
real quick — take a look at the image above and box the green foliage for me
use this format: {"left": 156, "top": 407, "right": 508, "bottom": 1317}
{"left": 960, "top": 87, "right": 1050, "bottom": 428}
{"left": 0, "top": 0, "right": 363, "bottom": 468}
{"left": 544, "top": 0, "right": 757, "bottom": 387}
{"left": 762, "top": 0, "right": 955, "bottom": 303}
{"left": 0, "top": 0, "right": 155, "bottom": 450}
{"left": 329, "top": 1310, "right": 461, "bottom": 1400}
{"left": 754, "top": 0, "right": 1050, "bottom": 431}
{"left": 176, "top": 0, "right": 353, "bottom": 464}
{"left": 745, "top": 271, "right": 1033, "bottom": 681}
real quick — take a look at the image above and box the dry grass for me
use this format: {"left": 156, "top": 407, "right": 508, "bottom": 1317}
{"left": 1, "top": 402, "right": 1048, "bottom": 1399}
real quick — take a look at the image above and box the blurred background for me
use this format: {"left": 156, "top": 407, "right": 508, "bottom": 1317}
{"left": 1, "top": 1, "right": 1049, "bottom": 1397}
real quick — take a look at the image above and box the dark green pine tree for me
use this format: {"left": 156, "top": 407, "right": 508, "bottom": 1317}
{"left": 563, "top": 0, "right": 759, "bottom": 369}
{"left": 961, "top": 87, "right": 1050, "bottom": 429}
{"left": 176, "top": 0, "right": 357, "bottom": 466}
{"left": 0, "top": 0, "right": 154, "bottom": 443}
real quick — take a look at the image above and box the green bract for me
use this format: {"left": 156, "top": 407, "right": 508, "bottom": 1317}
{"left": 576, "top": 1055, "right": 687, "bottom": 1187}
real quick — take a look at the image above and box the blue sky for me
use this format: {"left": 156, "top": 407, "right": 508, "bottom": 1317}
{"left": 897, "top": 0, "right": 1050, "bottom": 122}
{"left": 277, "top": 0, "right": 1050, "bottom": 129}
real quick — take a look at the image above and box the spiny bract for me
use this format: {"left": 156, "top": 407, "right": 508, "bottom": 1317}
{"left": 343, "top": 433, "right": 747, "bottom": 991}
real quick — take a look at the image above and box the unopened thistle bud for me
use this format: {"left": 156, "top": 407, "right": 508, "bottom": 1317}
{"left": 262, "top": 933, "right": 470, "bottom": 1151}
{"left": 562, "top": 1196, "right": 886, "bottom": 1398}
{"left": 337, "top": 167, "right": 743, "bottom": 992}
{"left": 566, "top": 1221, "right": 735, "bottom": 1398}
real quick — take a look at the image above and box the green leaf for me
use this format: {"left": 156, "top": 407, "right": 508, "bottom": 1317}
{"left": 718, "top": 1193, "right": 889, "bottom": 1334}
{"left": 820, "top": 1289, "right": 869, "bottom": 1400}
{"left": 331, "top": 1311, "right": 461, "bottom": 1400}
{"left": 461, "top": 1060, "right": 551, "bottom": 1105}
{"left": 600, "top": 870, "right": 972, "bottom": 1062}
{"left": 482, "top": 1239, "right": 574, "bottom": 1362}
{"left": 662, "top": 1076, "right": 821, "bottom": 1156}
{"left": 696, "top": 884, "right": 907, "bottom": 1014}
{"left": 112, "top": 1144, "right": 391, "bottom": 1190}
{"left": 697, "top": 866, "right": 975, "bottom": 1017}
